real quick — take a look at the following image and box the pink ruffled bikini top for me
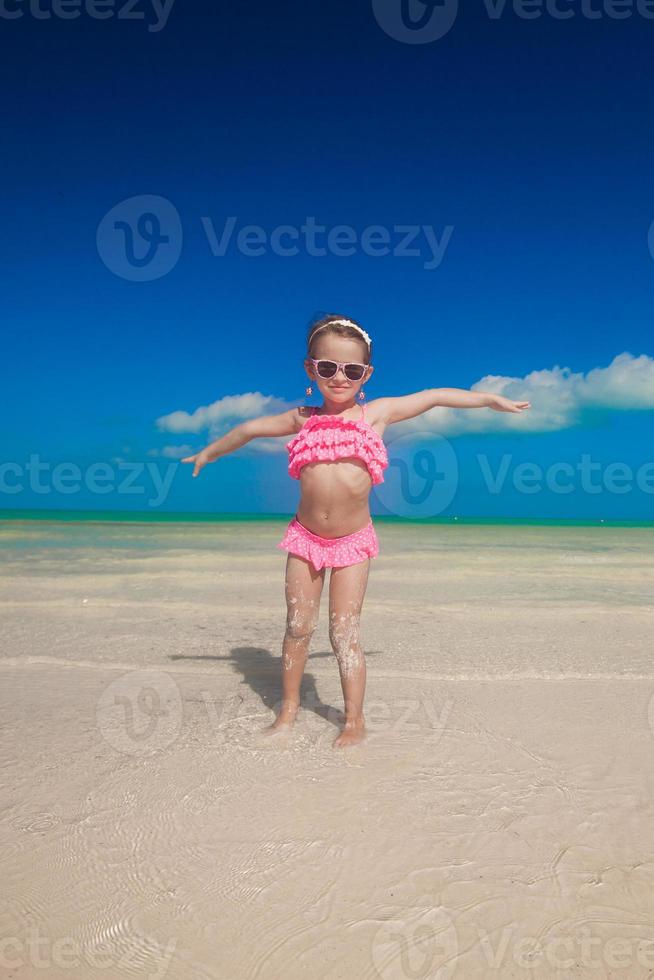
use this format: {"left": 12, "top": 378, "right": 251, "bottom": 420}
{"left": 286, "top": 402, "right": 389, "bottom": 486}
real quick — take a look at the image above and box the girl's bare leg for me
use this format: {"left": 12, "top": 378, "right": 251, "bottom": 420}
{"left": 328, "top": 558, "right": 371, "bottom": 748}
{"left": 263, "top": 553, "right": 325, "bottom": 734}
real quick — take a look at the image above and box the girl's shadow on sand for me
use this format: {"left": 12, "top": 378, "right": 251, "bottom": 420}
{"left": 169, "top": 647, "right": 350, "bottom": 729}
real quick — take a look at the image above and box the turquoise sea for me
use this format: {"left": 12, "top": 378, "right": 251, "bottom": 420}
{"left": 0, "top": 508, "right": 651, "bottom": 528}
{"left": 2, "top": 509, "right": 652, "bottom": 560}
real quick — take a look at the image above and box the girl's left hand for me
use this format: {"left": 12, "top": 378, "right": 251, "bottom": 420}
{"left": 487, "top": 394, "right": 531, "bottom": 413}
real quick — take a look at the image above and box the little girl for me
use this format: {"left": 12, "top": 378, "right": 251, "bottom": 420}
{"left": 182, "top": 314, "right": 531, "bottom": 748}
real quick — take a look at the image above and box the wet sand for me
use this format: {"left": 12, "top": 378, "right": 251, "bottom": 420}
{"left": 1, "top": 519, "right": 654, "bottom": 979}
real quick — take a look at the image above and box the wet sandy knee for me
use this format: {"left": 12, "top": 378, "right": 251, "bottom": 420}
{"left": 285, "top": 599, "right": 319, "bottom": 641}
{"left": 328, "top": 610, "right": 364, "bottom": 673}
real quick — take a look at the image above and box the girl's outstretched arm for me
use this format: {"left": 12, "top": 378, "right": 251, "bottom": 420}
{"left": 374, "top": 389, "right": 531, "bottom": 426}
{"left": 181, "top": 408, "right": 298, "bottom": 478}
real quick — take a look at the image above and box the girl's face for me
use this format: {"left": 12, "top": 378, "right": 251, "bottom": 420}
{"left": 305, "top": 336, "right": 374, "bottom": 401}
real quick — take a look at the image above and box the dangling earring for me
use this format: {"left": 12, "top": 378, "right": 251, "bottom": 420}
{"left": 359, "top": 365, "right": 370, "bottom": 401}
{"left": 305, "top": 384, "right": 313, "bottom": 396}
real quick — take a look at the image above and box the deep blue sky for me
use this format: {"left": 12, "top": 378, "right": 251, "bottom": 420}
{"left": 3, "top": 0, "right": 654, "bottom": 519}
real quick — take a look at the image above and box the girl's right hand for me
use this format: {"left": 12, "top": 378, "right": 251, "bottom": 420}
{"left": 181, "top": 449, "right": 213, "bottom": 478}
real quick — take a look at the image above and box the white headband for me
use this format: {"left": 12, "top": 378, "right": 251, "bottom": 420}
{"left": 312, "top": 318, "right": 372, "bottom": 349}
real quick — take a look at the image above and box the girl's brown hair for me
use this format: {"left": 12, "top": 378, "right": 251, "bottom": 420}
{"left": 306, "top": 313, "right": 372, "bottom": 365}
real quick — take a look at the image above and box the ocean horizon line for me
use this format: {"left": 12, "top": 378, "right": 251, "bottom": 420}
{"left": 0, "top": 508, "right": 652, "bottom": 528}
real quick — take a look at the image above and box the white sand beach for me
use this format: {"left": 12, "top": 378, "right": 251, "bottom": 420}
{"left": 1, "top": 518, "right": 654, "bottom": 979}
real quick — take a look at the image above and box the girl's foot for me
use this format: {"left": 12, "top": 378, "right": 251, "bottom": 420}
{"left": 333, "top": 716, "right": 366, "bottom": 748}
{"left": 263, "top": 702, "right": 299, "bottom": 735}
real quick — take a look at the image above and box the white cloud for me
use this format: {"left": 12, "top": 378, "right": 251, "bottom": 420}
{"left": 155, "top": 392, "right": 290, "bottom": 436}
{"left": 152, "top": 352, "right": 654, "bottom": 451}
{"left": 147, "top": 444, "right": 195, "bottom": 459}
{"left": 411, "top": 351, "right": 654, "bottom": 438}
{"left": 576, "top": 352, "right": 654, "bottom": 410}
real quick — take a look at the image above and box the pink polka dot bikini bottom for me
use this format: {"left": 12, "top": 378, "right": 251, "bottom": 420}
{"left": 277, "top": 515, "right": 379, "bottom": 572}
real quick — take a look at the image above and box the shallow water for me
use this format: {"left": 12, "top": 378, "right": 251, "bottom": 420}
{"left": 2, "top": 519, "right": 654, "bottom": 978}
